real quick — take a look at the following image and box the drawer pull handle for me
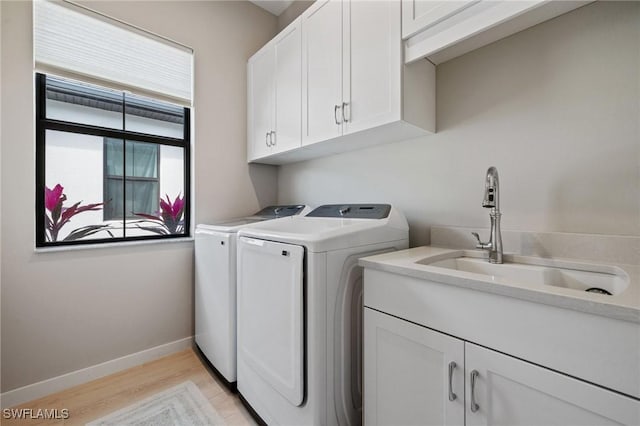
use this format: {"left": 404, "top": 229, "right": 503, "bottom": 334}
{"left": 448, "top": 361, "right": 457, "bottom": 401}
{"left": 470, "top": 370, "right": 480, "bottom": 412}
{"left": 342, "top": 101, "right": 349, "bottom": 122}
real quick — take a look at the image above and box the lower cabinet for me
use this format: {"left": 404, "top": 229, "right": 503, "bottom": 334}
{"left": 364, "top": 308, "right": 464, "bottom": 425}
{"left": 364, "top": 308, "right": 639, "bottom": 426}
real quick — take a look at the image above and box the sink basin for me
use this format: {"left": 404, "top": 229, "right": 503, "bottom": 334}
{"left": 417, "top": 252, "right": 630, "bottom": 296}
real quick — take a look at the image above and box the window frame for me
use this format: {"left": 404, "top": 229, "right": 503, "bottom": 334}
{"left": 35, "top": 72, "right": 191, "bottom": 247}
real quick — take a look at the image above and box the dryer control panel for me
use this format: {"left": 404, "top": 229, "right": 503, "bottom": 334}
{"left": 256, "top": 205, "right": 307, "bottom": 218}
{"left": 306, "top": 204, "right": 391, "bottom": 219}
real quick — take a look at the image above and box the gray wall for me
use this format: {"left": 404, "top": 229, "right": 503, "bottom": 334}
{"left": 0, "top": 1, "right": 277, "bottom": 392}
{"left": 278, "top": 1, "right": 640, "bottom": 247}
{"left": 277, "top": 0, "right": 313, "bottom": 31}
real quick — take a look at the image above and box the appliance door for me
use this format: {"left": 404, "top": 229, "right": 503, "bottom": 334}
{"left": 238, "top": 237, "right": 305, "bottom": 406}
{"left": 195, "top": 227, "right": 236, "bottom": 382}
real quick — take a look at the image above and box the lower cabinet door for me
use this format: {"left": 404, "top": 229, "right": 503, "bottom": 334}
{"left": 364, "top": 308, "right": 464, "bottom": 426}
{"left": 465, "top": 342, "right": 640, "bottom": 426}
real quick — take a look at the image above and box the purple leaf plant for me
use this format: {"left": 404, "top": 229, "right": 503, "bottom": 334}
{"left": 44, "top": 184, "right": 110, "bottom": 242}
{"left": 134, "top": 194, "right": 185, "bottom": 235}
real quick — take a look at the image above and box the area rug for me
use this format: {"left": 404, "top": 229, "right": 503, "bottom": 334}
{"left": 86, "top": 381, "right": 227, "bottom": 426}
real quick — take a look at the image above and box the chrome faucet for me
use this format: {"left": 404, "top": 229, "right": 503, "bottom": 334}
{"left": 472, "top": 166, "right": 503, "bottom": 264}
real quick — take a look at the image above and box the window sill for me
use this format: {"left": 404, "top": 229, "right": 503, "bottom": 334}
{"left": 34, "top": 236, "right": 194, "bottom": 253}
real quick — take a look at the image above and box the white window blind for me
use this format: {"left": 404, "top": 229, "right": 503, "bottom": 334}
{"left": 34, "top": 0, "right": 193, "bottom": 103}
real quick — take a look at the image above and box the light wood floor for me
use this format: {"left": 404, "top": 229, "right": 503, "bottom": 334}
{"left": 3, "top": 348, "right": 256, "bottom": 425}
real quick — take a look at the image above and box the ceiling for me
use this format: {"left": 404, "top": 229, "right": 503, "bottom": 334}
{"left": 249, "top": 0, "right": 294, "bottom": 16}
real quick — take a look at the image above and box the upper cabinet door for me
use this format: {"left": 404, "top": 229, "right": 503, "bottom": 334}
{"left": 301, "top": 0, "right": 343, "bottom": 146}
{"left": 344, "top": 0, "right": 402, "bottom": 136}
{"left": 247, "top": 45, "right": 274, "bottom": 160}
{"left": 364, "top": 308, "right": 465, "bottom": 426}
{"left": 465, "top": 343, "right": 640, "bottom": 426}
{"left": 272, "top": 19, "right": 302, "bottom": 155}
{"left": 402, "top": 0, "right": 478, "bottom": 39}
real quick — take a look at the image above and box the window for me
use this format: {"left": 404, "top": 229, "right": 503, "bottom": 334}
{"left": 36, "top": 73, "right": 190, "bottom": 247}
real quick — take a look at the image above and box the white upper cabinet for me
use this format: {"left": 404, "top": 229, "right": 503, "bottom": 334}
{"left": 344, "top": 0, "right": 402, "bottom": 136}
{"left": 301, "top": 0, "right": 343, "bottom": 146}
{"left": 302, "top": 0, "right": 402, "bottom": 145}
{"left": 248, "top": 0, "right": 435, "bottom": 165}
{"left": 247, "top": 0, "right": 592, "bottom": 163}
{"left": 248, "top": 45, "right": 275, "bottom": 161}
{"left": 403, "top": 0, "right": 592, "bottom": 64}
{"left": 247, "top": 18, "right": 302, "bottom": 161}
{"left": 301, "top": 0, "right": 434, "bottom": 154}
{"left": 303, "top": 0, "right": 406, "bottom": 143}
{"left": 273, "top": 21, "right": 303, "bottom": 154}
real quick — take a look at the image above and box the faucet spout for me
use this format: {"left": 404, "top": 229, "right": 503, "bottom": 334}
{"left": 472, "top": 167, "right": 503, "bottom": 264}
{"left": 482, "top": 166, "right": 499, "bottom": 209}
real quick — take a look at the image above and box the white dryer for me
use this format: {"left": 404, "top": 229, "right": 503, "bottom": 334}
{"left": 237, "top": 204, "right": 409, "bottom": 425}
{"left": 195, "top": 205, "right": 310, "bottom": 388}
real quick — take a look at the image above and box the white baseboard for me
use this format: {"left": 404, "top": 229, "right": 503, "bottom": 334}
{"left": 0, "top": 336, "right": 194, "bottom": 408}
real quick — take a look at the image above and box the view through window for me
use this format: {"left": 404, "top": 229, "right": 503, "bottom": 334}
{"left": 36, "top": 74, "right": 190, "bottom": 246}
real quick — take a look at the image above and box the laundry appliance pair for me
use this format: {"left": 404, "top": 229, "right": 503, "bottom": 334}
{"left": 194, "top": 205, "right": 310, "bottom": 387}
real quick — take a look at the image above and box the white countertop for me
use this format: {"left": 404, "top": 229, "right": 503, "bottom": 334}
{"left": 359, "top": 246, "right": 640, "bottom": 323}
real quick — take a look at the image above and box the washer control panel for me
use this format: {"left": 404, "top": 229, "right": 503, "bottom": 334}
{"left": 306, "top": 204, "right": 391, "bottom": 219}
{"left": 256, "top": 205, "right": 306, "bottom": 218}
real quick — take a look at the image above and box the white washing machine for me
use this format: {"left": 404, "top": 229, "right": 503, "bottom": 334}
{"left": 236, "top": 204, "right": 409, "bottom": 425}
{"left": 195, "top": 205, "right": 310, "bottom": 388}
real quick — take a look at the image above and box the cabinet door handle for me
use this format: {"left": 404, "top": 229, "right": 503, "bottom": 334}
{"left": 265, "top": 132, "right": 270, "bottom": 147}
{"left": 470, "top": 370, "right": 480, "bottom": 413}
{"left": 448, "top": 361, "right": 457, "bottom": 401}
{"left": 270, "top": 130, "right": 276, "bottom": 146}
{"left": 334, "top": 104, "right": 342, "bottom": 125}
{"left": 342, "top": 101, "right": 349, "bottom": 123}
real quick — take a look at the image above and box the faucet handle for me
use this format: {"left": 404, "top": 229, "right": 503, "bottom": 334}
{"left": 471, "top": 232, "right": 481, "bottom": 244}
{"left": 471, "top": 232, "right": 490, "bottom": 249}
